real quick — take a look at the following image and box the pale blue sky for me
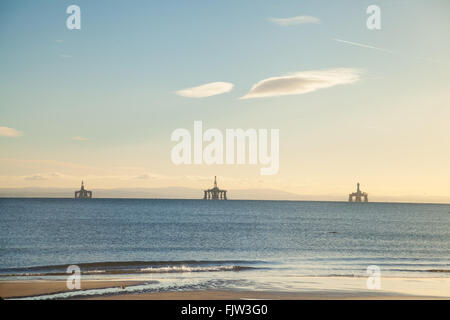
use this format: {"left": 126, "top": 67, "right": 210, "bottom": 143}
{"left": 1, "top": 0, "right": 450, "bottom": 201}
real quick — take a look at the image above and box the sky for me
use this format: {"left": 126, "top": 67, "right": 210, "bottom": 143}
{"left": 1, "top": 0, "right": 450, "bottom": 202}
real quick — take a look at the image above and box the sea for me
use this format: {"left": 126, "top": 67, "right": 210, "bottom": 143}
{"left": 0, "top": 198, "right": 449, "bottom": 299}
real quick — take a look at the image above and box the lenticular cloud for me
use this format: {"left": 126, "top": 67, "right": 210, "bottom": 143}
{"left": 176, "top": 82, "right": 234, "bottom": 98}
{"left": 240, "top": 68, "right": 361, "bottom": 99}
{"left": 269, "top": 15, "right": 320, "bottom": 26}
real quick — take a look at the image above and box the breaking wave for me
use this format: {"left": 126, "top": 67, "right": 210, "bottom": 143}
{"left": 0, "top": 260, "right": 264, "bottom": 278}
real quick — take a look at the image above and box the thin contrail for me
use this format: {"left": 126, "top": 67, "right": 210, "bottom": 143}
{"left": 333, "top": 38, "right": 449, "bottom": 66}
{"left": 333, "top": 38, "right": 396, "bottom": 54}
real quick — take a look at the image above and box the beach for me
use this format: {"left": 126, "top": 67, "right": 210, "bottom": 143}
{"left": 2, "top": 276, "right": 449, "bottom": 300}
{"left": 0, "top": 279, "right": 143, "bottom": 299}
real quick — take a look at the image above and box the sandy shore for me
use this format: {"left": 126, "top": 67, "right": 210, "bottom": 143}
{"left": 87, "top": 290, "right": 445, "bottom": 300}
{"left": 1, "top": 277, "right": 449, "bottom": 300}
{"left": 0, "top": 280, "right": 144, "bottom": 299}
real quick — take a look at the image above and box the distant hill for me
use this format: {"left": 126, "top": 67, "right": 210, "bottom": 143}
{"left": 0, "top": 186, "right": 310, "bottom": 200}
{"left": 0, "top": 187, "right": 449, "bottom": 203}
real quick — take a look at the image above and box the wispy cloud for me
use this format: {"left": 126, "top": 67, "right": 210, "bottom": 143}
{"left": 23, "top": 172, "right": 62, "bottom": 181}
{"left": 72, "top": 136, "right": 88, "bottom": 141}
{"left": 134, "top": 174, "right": 156, "bottom": 180}
{"left": 240, "top": 68, "right": 360, "bottom": 99}
{"left": 0, "top": 126, "right": 22, "bottom": 137}
{"left": 59, "top": 54, "right": 72, "bottom": 59}
{"left": 24, "top": 174, "right": 47, "bottom": 181}
{"left": 176, "top": 82, "right": 234, "bottom": 98}
{"left": 269, "top": 15, "right": 320, "bottom": 26}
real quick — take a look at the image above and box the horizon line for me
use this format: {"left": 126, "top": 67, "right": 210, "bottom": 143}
{"left": 0, "top": 195, "right": 449, "bottom": 206}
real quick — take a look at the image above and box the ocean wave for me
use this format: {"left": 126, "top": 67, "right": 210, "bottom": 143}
{"left": 425, "top": 269, "right": 450, "bottom": 273}
{"left": 0, "top": 260, "right": 263, "bottom": 277}
{"left": 139, "top": 265, "right": 251, "bottom": 273}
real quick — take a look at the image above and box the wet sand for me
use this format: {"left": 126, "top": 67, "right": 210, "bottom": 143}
{"left": 87, "top": 289, "right": 445, "bottom": 300}
{"left": 1, "top": 277, "right": 449, "bottom": 300}
{"left": 0, "top": 280, "right": 144, "bottom": 299}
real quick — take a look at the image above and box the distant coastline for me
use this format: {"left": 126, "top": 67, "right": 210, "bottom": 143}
{"left": 0, "top": 187, "right": 449, "bottom": 205}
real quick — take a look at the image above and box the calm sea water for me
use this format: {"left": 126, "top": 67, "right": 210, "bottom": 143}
{"left": 1, "top": 199, "right": 449, "bottom": 298}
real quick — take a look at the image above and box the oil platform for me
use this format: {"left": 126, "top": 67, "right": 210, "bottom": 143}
{"left": 74, "top": 181, "right": 92, "bottom": 199}
{"left": 203, "top": 176, "right": 227, "bottom": 200}
{"left": 348, "top": 183, "right": 368, "bottom": 202}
